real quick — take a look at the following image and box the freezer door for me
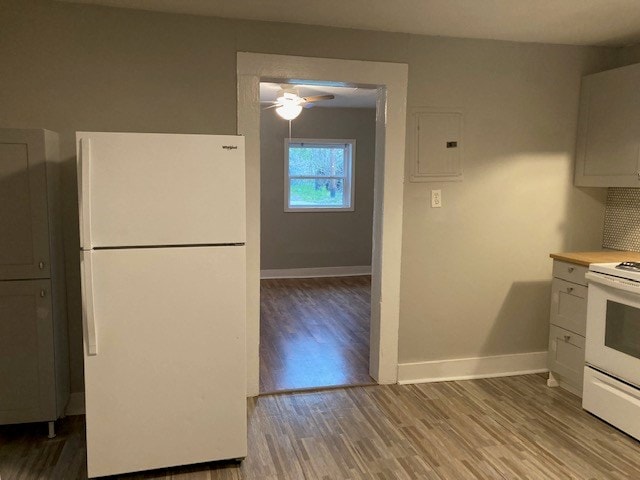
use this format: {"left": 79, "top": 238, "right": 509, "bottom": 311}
{"left": 81, "top": 247, "right": 247, "bottom": 478}
{"left": 77, "top": 132, "right": 245, "bottom": 248}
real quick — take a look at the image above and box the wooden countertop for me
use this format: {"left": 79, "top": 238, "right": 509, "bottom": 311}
{"left": 550, "top": 251, "right": 640, "bottom": 266}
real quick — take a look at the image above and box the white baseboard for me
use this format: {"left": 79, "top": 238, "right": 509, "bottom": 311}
{"left": 62, "top": 353, "right": 544, "bottom": 415}
{"left": 65, "top": 392, "right": 85, "bottom": 416}
{"left": 260, "top": 265, "right": 371, "bottom": 279}
{"left": 398, "top": 351, "right": 548, "bottom": 384}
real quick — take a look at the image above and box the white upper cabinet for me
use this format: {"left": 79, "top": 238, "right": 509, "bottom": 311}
{"left": 575, "top": 63, "right": 640, "bottom": 187}
{"left": 0, "top": 130, "right": 52, "bottom": 279}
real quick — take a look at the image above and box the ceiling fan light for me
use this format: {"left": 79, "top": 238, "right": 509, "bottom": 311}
{"left": 276, "top": 88, "right": 299, "bottom": 103}
{"left": 275, "top": 104, "right": 302, "bottom": 120}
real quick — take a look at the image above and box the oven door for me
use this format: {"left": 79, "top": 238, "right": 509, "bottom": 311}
{"left": 585, "top": 271, "right": 640, "bottom": 387}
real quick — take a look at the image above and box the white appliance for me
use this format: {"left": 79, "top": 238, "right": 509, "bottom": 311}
{"left": 584, "top": 262, "right": 640, "bottom": 440}
{"left": 77, "top": 132, "right": 247, "bottom": 478}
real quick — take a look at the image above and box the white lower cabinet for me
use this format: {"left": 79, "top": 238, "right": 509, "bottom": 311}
{"left": 550, "top": 278, "right": 587, "bottom": 336}
{"left": 548, "top": 325, "right": 586, "bottom": 392}
{"left": 547, "top": 260, "right": 588, "bottom": 396}
{"left": 0, "top": 280, "right": 59, "bottom": 424}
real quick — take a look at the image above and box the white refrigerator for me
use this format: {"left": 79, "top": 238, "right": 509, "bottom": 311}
{"left": 77, "top": 132, "right": 247, "bottom": 478}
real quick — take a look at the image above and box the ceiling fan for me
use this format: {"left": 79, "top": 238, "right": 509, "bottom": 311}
{"left": 263, "top": 86, "right": 335, "bottom": 120}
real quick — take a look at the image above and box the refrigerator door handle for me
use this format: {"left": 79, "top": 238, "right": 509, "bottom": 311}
{"left": 81, "top": 251, "right": 98, "bottom": 355}
{"left": 79, "top": 137, "right": 92, "bottom": 248}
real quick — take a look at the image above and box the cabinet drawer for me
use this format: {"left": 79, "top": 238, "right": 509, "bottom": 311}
{"left": 548, "top": 325, "right": 585, "bottom": 391}
{"left": 552, "top": 260, "right": 588, "bottom": 286}
{"left": 582, "top": 367, "right": 640, "bottom": 441}
{"left": 550, "top": 278, "right": 587, "bottom": 336}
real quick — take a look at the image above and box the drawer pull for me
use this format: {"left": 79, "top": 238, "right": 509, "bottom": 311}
{"left": 566, "top": 287, "right": 574, "bottom": 293}
{"left": 40, "top": 289, "right": 46, "bottom": 298}
{"left": 38, "top": 261, "right": 45, "bottom": 270}
{"left": 568, "top": 267, "right": 574, "bottom": 273}
{"left": 564, "top": 335, "right": 571, "bottom": 342}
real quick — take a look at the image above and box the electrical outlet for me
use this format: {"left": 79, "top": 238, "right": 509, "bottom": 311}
{"left": 431, "top": 189, "right": 442, "bottom": 208}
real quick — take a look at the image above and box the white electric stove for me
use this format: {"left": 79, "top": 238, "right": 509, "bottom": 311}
{"left": 584, "top": 261, "right": 640, "bottom": 440}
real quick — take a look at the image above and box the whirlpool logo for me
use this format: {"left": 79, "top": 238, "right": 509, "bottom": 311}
{"left": 222, "top": 145, "right": 238, "bottom": 150}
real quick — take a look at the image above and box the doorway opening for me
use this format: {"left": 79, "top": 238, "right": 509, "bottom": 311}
{"left": 258, "top": 82, "right": 377, "bottom": 393}
{"left": 237, "top": 52, "right": 408, "bottom": 397}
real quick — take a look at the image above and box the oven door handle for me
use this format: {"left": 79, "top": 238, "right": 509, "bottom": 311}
{"left": 586, "top": 271, "right": 640, "bottom": 294}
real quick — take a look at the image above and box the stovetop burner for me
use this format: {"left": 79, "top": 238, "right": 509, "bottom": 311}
{"left": 590, "top": 262, "right": 640, "bottom": 283}
{"left": 616, "top": 261, "right": 640, "bottom": 272}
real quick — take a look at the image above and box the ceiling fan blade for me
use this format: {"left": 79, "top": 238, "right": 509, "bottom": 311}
{"left": 262, "top": 104, "right": 280, "bottom": 110}
{"left": 302, "top": 94, "right": 335, "bottom": 103}
{"left": 303, "top": 102, "right": 316, "bottom": 109}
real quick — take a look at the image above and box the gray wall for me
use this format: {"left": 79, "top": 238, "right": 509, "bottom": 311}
{"left": 617, "top": 44, "right": 640, "bottom": 66}
{"left": 0, "top": 0, "right": 628, "bottom": 392}
{"left": 260, "top": 107, "right": 376, "bottom": 270}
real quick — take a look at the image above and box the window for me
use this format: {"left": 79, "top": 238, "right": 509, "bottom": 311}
{"left": 285, "top": 139, "right": 355, "bottom": 211}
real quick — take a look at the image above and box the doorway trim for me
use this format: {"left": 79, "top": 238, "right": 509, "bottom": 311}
{"left": 237, "top": 52, "right": 408, "bottom": 396}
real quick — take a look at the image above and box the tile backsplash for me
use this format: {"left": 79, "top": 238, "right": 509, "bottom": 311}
{"left": 603, "top": 188, "right": 640, "bottom": 252}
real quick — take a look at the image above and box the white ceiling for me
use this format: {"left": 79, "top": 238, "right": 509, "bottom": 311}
{"left": 61, "top": 0, "right": 640, "bottom": 46}
{"left": 260, "top": 83, "right": 377, "bottom": 109}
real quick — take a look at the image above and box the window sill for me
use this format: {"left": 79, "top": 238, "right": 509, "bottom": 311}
{"left": 284, "top": 206, "right": 355, "bottom": 213}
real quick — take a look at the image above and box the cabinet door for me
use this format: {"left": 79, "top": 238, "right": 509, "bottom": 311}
{"left": 0, "top": 279, "right": 56, "bottom": 424}
{"left": 0, "top": 129, "right": 51, "bottom": 280}
{"left": 575, "top": 63, "right": 640, "bottom": 187}
{"left": 550, "top": 278, "right": 587, "bottom": 336}
{"left": 409, "top": 108, "right": 463, "bottom": 182}
{"left": 548, "top": 325, "right": 585, "bottom": 391}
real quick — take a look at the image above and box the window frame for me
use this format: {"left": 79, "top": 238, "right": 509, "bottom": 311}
{"left": 284, "top": 138, "right": 356, "bottom": 212}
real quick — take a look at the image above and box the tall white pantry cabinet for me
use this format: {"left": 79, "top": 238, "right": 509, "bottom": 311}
{"left": 0, "top": 128, "right": 69, "bottom": 437}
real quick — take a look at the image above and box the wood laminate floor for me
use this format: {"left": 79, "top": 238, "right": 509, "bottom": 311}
{"left": 259, "top": 276, "right": 373, "bottom": 394}
{"left": 2, "top": 374, "right": 639, "bottom": 479}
